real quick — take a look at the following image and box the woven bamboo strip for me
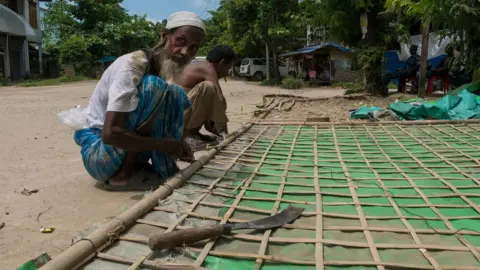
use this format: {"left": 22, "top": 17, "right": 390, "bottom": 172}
{"left": 153, "top": 205, "right": 480, "bottom": 221}
{"left": 173, "top": 188, "right": 480, "bottom": 204}
{"left": 136, "top": 217, "right": 480, "bottom": 238}
{"left": 214, "top": 152, "right": 476, "bottom": 165}
{"left": 183, "top": 185, "right": 480, "bottom": 199}
{"left": 241, "top": 145, "right": 479, "bottom": 158}
{"left": 201, "top": 164, "right": 480, "bottom": 179}
{"left": 174, "top": 196, "right": 475, "bottom": 209}
{"left": 255, "top": 126, "right": 301, "bottom": 269}
{"left": 313, "top": 125, "right": 324, "bottom": 270}
{"left": 193, "top": 126, "right": 286, "bottom": 267}
{"left": 156, "top": 126, "right": 270, "bottom": 249}
{"left": 208, "top": 157, "right": 480, "bottom": 171}
{"left": 120, "top": 230, "right": 479, "bottom": 252}
{"left": 415, "top": 126, "right": 480, "bottom": 188}
{"left": 431, "top": 125, "right": 480, "bottom": 155}
{"left": 352, "top": 126, "right": 440, "bottom": 269}
{"left": 194, "top": 168, "right": 475, "bottom": 182}
{"left": 227, "top": 136, "right": 460, "bottom": 148}
{"left": 251, "top": 119, "right": 480, "bottom": 126}
{"left": 331, "top": 125, "right": 384, "bottom": 270}
{"left": 187, "top": 179, "right": 478, "bottom": 193}
{"left": 448, "top": 124, "right": 480, "bottom": 142}
{"left": 381, "top": 125, "right": 480, "bottom": 261}
{"left": 223, "top": 146, "right": 479, "bottom": 156}
{"left": 185, "top": 247, "right": 480, "bottom": 270}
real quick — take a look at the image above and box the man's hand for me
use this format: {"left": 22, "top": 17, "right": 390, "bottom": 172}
{"left": 180, "top": 138, "right": 195, "bottom": 163}
{"left": 162, "top": 137, "right": 184, "bottom": 158}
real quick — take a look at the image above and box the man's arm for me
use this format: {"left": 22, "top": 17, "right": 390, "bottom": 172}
{"left": 102, "top": 111, "right": 182, "bottom": 157}
{"left": 101, "top": 52, "right": 183, "bottom": 157}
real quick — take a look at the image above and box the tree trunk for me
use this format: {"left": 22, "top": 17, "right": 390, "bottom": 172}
{"left": 265, "top": 42, "right": 270, "bottom": 80}
{"left": 418, "top": 22, "right": 430, "bottom": 98}
{"left": 271, "top": 43, "right": 281, "bottom": 80}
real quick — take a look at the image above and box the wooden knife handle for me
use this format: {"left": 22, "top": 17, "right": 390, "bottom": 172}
{"left": 149, "top": 224, "right": 230, "bottom": 250}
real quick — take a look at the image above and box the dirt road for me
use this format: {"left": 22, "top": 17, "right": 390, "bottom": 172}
{"left": 0, "top": 80, "right": 343, "bottom": 268}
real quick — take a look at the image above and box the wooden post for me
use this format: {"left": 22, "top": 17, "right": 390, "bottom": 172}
{"left": 265, "top": 42, "right": 270, "bottom": 80}
{"left": 418, "top": 21, "right": 430, "bottom": 98}
{"left": 4, "top": 34, "right": 11, "bottom": 81}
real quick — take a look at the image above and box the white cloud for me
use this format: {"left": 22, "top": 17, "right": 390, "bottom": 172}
{"left": 192, "top": 0, "right": 204, "bottom": 8}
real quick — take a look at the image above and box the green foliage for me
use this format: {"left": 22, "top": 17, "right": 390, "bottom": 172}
{"left": 16, "top": 75, "right": 90, "bottom": 87}
{"left": 473, "top": 69, "right": 480, "bottom": 82}
{"left": 59, "top": 35, "right": 92, "bottom": 71}
{"left": 386, "top": 0, "right": 480, "bottom": 70}
{"left": 260, "top": 79, "right": 280, "bottom": 86}
{"left": 344, "top": 88, "right": 365, "bottom": 95}
{"left": 281, "top": 76, "right": 304, "bottom": 89}
{"left": 43, "top": 0, "right": 161, "bottom": 72}
{"left": 332, "top": 81, "right": 366, "bottom": 95}
{"left": 357, "top": 47, "right": 385, "bottom": 95}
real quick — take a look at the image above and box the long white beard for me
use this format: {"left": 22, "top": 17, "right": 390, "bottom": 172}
{"left": 160, "top": 58, "right": 185, "bottom": 83}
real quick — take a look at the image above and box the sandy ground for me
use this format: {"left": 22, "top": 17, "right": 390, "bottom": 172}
{"left": 0, "top": 79, "right": 343, "bottom": 268}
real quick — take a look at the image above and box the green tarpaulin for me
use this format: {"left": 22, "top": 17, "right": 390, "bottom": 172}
{"left": 389, "top": 90, "right": 480, "bottom": 120}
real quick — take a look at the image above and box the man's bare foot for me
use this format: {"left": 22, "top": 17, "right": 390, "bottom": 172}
{"left": 197, "top": 133, "right": 217, "bottom": 142}
{"left": 109, "top": 171, "right": 134, "bottom": 186}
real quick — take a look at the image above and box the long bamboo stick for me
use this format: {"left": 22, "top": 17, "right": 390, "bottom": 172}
{"left": 41, "top": 123, "right": 254, "bottom": 270}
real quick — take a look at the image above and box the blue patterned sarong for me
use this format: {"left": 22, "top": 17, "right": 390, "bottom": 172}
{"left": 74, "top": 75, "right": 191, "bottom": 182}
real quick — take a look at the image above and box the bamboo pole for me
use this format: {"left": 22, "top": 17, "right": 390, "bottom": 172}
{"left": 41, "top": 123, "right": 254, "bottom": 270}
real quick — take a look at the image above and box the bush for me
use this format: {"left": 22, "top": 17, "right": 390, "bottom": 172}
{"left": 59, "top": 35, "right": 92, "bottom": 72}
{"left": 260, "top": 79, "right": 280, "bottom": 86}
{"left": 344, "top": 88, "right": 365, "bottom": 95}
{"left": 281, "top": 76, "right": 304, "bottom": 89}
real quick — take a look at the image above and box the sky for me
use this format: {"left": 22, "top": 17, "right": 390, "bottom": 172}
{"left": 121, "top": 0, "right": 220, "bottom": 21}
{"left": 41, "top": 0, "right": 220, "bottom": 21}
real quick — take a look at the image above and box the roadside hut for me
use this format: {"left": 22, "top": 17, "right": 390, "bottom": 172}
{"left": 279, "top": 43, "right": 359, "bottom": 85}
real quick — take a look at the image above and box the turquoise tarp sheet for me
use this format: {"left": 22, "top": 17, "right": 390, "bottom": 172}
{"left": 389, "top": 89, "right": 480, "bottom": 120}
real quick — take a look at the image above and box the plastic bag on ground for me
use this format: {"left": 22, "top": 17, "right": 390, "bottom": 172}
{"left": 57, "top": 106, "right": 87, "bottom": 131}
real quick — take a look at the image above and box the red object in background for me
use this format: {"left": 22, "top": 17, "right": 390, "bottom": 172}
{"left": 427, "top": 75, "right": 449, "bottom": 95}
{"left": 399, "top": 75, "right": 417, "bottom": 93}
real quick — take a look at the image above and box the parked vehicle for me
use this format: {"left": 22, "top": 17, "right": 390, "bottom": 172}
{"left": 191, "top": 56, "right": 207, "bottom": 64}
{"left": 239, "top": 58, "right": 288, "bottom": 80}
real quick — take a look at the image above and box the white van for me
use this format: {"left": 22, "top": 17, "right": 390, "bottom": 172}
{"left": 239, "top": 58, "right": 288, "bottom": 80}
{"left": 191, "top": 56, "right": 207, "bottom": 64}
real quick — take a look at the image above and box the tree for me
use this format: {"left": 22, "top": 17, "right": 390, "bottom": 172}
{"left": 59, "top": 34, "right": 92, "bottom": 71}
{"left": 386, "top": 0, "right": 480, "bottom": 70}
{"left": 43, "top": 0, "right": 160, "bottom": 73}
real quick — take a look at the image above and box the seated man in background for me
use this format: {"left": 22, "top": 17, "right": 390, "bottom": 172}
{"left": 448, "top": 46, "right": 472, "bottom": 87}
{"left": 382, "top": 44, "right": 420, "bottom": 93}
{"left": 178, "top": 45, "right": 236, "bottom": 151}
{"left": 73, "top": 11, "right": 205, "bottom": 191}
{"left": 427, "top": 45, "right": 453, "bottom": 79}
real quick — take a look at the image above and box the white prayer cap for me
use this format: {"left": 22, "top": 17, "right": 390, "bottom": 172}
{"left": 166, "top": 11, "right": 206, "bottom": 33}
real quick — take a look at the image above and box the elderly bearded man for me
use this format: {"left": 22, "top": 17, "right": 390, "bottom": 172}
{"left": 74, "top": 12, "right": 205, "bottom": 191}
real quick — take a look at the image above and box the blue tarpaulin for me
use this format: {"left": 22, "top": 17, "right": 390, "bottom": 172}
{"left": 99, "top": 56, "right": 117, "bottom": 63}
{"left": 279, "top": 43, "right": 351, "bottom": 58}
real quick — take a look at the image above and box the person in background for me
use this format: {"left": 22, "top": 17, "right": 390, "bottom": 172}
{"left": 382, "top": 44, "right": 421, "bottom": 93}
{"left": 448, "top": 46, "right": 472, "bottom": 87}
{"left": 178, "top": 45, "right": 236, "bottom": 151}
{"left": 73, "top": 11, "right": 205, "bottom": 191}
